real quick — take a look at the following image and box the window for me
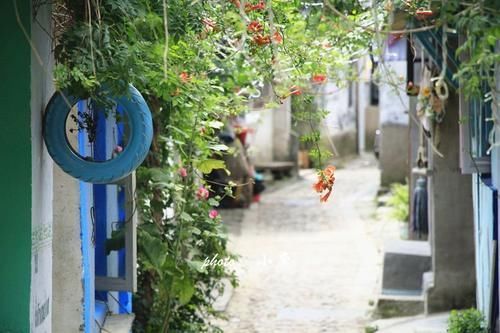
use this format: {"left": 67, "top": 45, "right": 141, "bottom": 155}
{"left": 77, "top": 101, "right": 137, "bottom": 331}
{"left": 458, "top": 33, "right": 492, "bottom": 174}
{"left": 459, "top": 92, "right": 492, "bottom": 174}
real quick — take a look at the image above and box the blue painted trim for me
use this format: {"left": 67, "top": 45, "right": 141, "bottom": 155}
{"left": 94, "top": 301, "right": 108, "bottom": 328}
{"left": 117, "top": 105, "right": 132, "bottom": 313}
{"left": 94, "top": 108, "right": 108, "bottom": 301}
{"left": 78, "top": 101, "right": 94, "bottom": 333}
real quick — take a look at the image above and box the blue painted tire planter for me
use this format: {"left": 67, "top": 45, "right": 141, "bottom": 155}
{"left": 43, "top": 85, "right": 153, "bottom": 184}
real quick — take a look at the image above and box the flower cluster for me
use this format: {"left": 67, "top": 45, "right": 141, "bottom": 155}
{"left": 313, "top": 165, "right": 336, "bottom": 202}
{"left": 311, "top": 74, "right": 327, "bottom": 85}
{"left": 196, "top": 186, "right": 210, "bottom": 200}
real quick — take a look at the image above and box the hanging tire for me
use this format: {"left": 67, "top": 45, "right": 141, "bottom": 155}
{"left": 43, "top": 84, "right": 153, "bottom": 184}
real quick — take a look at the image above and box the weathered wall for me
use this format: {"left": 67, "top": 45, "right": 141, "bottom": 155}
{"left": 379, "top": 123, "right": 409, "bottom": 186}
{"left": 31, "top": 3, "right": 54, "bottom": 332}
{"left": 246, "top": 98, "right": 293, "bottom": 164}
{"left": 246, "top": 108, "right": 274, "bottom": 163}
{"left": 357, "top": 57, "right": 372, "bottom": 153}
{"left": 272, "top": 98, "right": 292, "bottom": 161}
{"left": 0, "top": 2, "right": 32, "bottom": 331}
{"left": 364, "top": 105, "right": 379, "bottom": 150}
{"left": 321, "top": 82, "right": 357, "bottom": 157}
{"left": 378, "top": 38, "right": 409, "bottom": 186}
{"left": 52, "top": 166, "right": 83, "bottom": 332}
{"left": 426, "top": 92, "right": 476, "bottom": 313}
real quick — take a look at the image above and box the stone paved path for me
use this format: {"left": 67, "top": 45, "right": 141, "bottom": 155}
{"left": 218, "top": 155, "right": 398, "bottom": 333}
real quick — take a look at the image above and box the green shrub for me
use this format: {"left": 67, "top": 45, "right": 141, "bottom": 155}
{"left": 447, "top": 308, "right": 488, "bottom": 333}
{"left": 387, "top": 183, "right": 409, "bottom": 222}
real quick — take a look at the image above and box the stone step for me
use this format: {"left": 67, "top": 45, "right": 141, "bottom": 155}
{"left": 382, "top": 240, "right": 431, "bottom": 292}
{"left": 102, "top": 314, "right": 135, "bottom": 333}
{"left": 368, "top": 313, "right": 449, "bottom": 333}
{"left": 376, "top": 293, "right": 425, "bottom": 318}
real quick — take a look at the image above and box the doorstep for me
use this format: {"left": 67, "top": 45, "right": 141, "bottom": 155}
{"left": 368, "top": 313, "right": 449, "bottom": 333}
{"left": 102, "top": 314, "right": 135, "bottom": 333}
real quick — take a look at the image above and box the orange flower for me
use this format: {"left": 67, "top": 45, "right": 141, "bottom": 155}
{"left": 253, "top": 34, "right": 271, "bottom": 46}
{"left": 313, "top": 165, "right": 336, "bottom": 202}
{"left": 247, "top": 21, "right": 263, "bottom": 33}
{"left": 272, "top": 31, "right": 283, "bottom": 44}
{"left": 179, "top": 71, "right": 191, "bottom": 83}
{"left": 245, "top": 1, "right": 265, "bottom": 12}
{"left": 311, "top": 73, "right": 327, "bottom": 84}
{"left": 290, "top": 85, "right": 302, "bottom": 96}
{"left": 230, "top": 0, "right": 241, "bottom": 8}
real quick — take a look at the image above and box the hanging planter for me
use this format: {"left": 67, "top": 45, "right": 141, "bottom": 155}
{"left": 43, "top": 84, "right": 153, "bottom": 183}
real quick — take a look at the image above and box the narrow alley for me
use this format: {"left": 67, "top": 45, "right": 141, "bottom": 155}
{"left": 219, "top": 155, "right": 398, "bottom": 333}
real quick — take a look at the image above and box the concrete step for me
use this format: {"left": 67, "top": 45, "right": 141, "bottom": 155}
{"left": 102, "top": 314, "right": 135, "bottom": 333}
{"left": 382, "top": 240, "right": 431, "bottom": 293}
{"left": 376, "top": 293, "right": 425, "bottom": 318}
{"left": 367, "top": 313, "right": 449, "bottom": 333}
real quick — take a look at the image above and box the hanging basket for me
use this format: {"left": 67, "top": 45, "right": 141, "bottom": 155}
{"left": 43, "top": 84, "right": 153, "bottom": 184}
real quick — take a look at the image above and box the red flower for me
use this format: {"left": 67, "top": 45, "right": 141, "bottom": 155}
{"left": 272, "top": 31, "right": 283, "bottom": 44}
{"left": 253, "top": 34, "right": 271, "bottom": 46}
{"left": 230, "top": 0, "right": 241, "bottom": 8}
{"left": 179, "top": 71, "right": 191, "bottom": 83}
{"left": 245, "top": 1, "right": 265, "bottom": 12}
{"left": 289, "top": 85, "right": 302, "bottom": 96}
{"left": 247, "top": 21, "right": 263, "bottom": 33}
{"left": 313, "top": 165, "right": 336, "bottom": 202}
{"left": 311, "top": 73, "right": 327, "bottom": 85}
{"left": 178, "top": 167, "right": 188, "bottom": 178}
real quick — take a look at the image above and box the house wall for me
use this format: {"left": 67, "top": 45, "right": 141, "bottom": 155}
{"left": 357, "top": 56, "right": 373, "bottom": 153}
{"left": 272, "top": 98, "right": 292, "bottom": 161}
{"left": 52, "top": 166, "right": 83, "bottom": 332}
{"left": 0, "top": 2, "right": 33, "bottom": 331}
{"left": 378, "top": 36, "right": 409, "bottom": 186}
{"left": 365, "top": 105, "right": 379, "bottom": 150}
{"left": 378, "top": 60, "right": 409, "bottom": 186}
{"left": 321, "top": 82, "right": 357, "bottom": 157}
{"left": 426, "top": 92, "right": 476, "bottom": 313}
{"left": 246, "top": 99, "right": 292, "bottom": 164}
{"left": 31, "top": 3, "right": 54, "bottom": 332}
{"left": 246, "top": 108, "right": 274, "bottom": 163}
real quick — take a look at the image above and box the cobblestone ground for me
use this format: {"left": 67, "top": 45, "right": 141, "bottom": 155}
{"left": 217, "top": 155, "right": 399, "bottom": 333}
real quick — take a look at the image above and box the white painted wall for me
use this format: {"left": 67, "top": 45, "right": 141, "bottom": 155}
{"left": 245, "top": 108, "right": 274, "bottom": 163}
{"left": 357, "top": 57, "right": 373, "bottom": 152}
{"left": 52, "top": 166, "right": 84, "bottom": 333}
{"left": 378, "top": 61, "right": 409, "bottom": 125}
{"left": 321, "top": 83, "right": 355, "bottom": 133}
{"left": 30, "top": 4, "right": 54, "bottom": 332}
{"left": 272, "top": 98, "right": 292, "bottom": 161}
{"left": 379, "top": 38, "right": 409, "bottom": 125}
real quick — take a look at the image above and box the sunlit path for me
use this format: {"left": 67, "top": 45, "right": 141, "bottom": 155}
{"left": 219, "top": 155, "right": 398, "bottom": 333}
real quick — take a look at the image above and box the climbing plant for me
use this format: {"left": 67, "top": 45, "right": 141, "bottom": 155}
{"left": 48, "top": 0, "right": 500, "bottom": 332}
{"left": 50, "top": 1, "right": 379, "bottom": 331}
